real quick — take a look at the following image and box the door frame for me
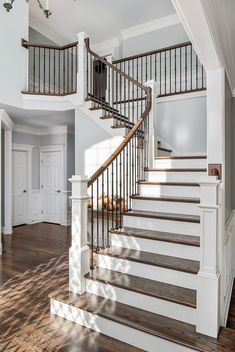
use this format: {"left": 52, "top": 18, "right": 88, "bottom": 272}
{"left": 12, "top": 143, "right": 34, "bottom": 226}
{"left": 39, "top": 144, "right": 65, "bottom": 224}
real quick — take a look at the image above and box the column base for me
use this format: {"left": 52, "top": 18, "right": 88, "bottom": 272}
{"left": 69, "top": 245, "right": 90, "bottom": 295}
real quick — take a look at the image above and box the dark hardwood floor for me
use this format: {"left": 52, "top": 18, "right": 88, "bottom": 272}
{"left": 0, "top": 223, "right": 71, "bottom": 285}
{"left": 0, "top": 223, "right": 142, "bottom": 351}
{"left": 227, "top": 280, "right": 235, "bottom": 329}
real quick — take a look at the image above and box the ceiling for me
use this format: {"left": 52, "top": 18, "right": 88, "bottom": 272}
{"left": 202, "top": 0, "right": 235, "bottom": 93}
{"left": 0, "top": 104, "right": 75, "bottom": 129}
{"left": 29, "top": 0, "right": 176, "bottom": 44}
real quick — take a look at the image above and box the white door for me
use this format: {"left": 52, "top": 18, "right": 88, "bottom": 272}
{"left": 12, "top": 151, "right": 28, "bottom": 226}
{"left": 41, "top": 151, "right": 62, "bottom": 224}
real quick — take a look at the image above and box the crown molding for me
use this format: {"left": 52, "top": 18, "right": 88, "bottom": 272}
{"left": 29, "top": 16, "right": 67, "bottom": 45}
{"left": 14, "top": 124, "right": 68, "bottom": 136}
{"left": 121, "top": 14, "right": 181, "bottom": 40}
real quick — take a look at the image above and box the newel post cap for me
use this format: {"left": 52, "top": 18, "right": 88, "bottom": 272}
{"left": 76, "top": 32, "right": 89, "bottom": 41}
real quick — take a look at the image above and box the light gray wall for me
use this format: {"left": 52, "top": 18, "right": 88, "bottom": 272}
{"left": 75, "top": 109, "right": 112, "bottom": 175}
{"left": 121, "top": 23, "right": 189, "bottom": 58}
{"left": 231, "top": 98, "right": 235, "bottom": 210}
{"left": 29, "top": 27, "right": 56, "bottom": 45}
{"left": 225, "top": 75, "right": 232, "bottom": 221}
{"left": 157, "top": 95, "right": 207, "bottom": 154}
{"left": 1, "top": 129, "right": 4, "bottom": 226}
{"left": 12, "top": 132, "right": 40, "bottom": 190}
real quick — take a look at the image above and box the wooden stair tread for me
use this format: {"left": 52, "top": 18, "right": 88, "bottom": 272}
{"left": 50, "top": 291, "right": 235, "bottom": 351}
{"left": 138, "top": 181, "right": 200, "bottom": 186}
{"left": 145, "top": 167, "right": 207, "bottom": 172}
{"left": 100, "top": 247, "right": 200, "bottom": 274}
{"left": 123, "top": 210, "right": 200, "bottom": 223}
{"left": 85, "top": 268, "right": 196, "bottom": 308}
{"left": 155, "top": 155, "right": 207, "bottom": 160}
{"left": 110, "top": 227, "right": 200, "bottom": 247}
{"left": 130, "top": 194, "right": 200, "bottom": 203}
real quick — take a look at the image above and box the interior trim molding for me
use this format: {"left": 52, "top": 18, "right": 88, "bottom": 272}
{"left": 14, "top": 124, "right": 68, "bottom": 136}
{"left": 121, "top": 14, "right": 181, "bottom": 40}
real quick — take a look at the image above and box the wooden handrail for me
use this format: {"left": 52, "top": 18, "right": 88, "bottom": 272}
{"left": 113, "top": 41, "right": 191, "bottom": 64}
{"left": 21, "top": 38, "right": 78, "bottom": 50}
{"left": 85, "top": 38, "right": 152, "bottom": 188}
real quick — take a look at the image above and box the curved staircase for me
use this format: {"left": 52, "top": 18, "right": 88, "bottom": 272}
{"left": 48, "top": 35, "right": 235, "bottom": 351}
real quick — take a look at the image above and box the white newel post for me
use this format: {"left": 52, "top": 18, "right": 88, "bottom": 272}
{"left": 69, "top": 175, "right": 90, "bottom": 294}
{"left": 77, "top": 32, "right": 88, "bottom": 106}
{"left": 106, "top": 54, "right": 113, "bottom": 103}
{"left": 196, "top": 176, "right": 221, "bottom": 337}
{"left": 145, "top": 80, "right": 157, "bottom": 168}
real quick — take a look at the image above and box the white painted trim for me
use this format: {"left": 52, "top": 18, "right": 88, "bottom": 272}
{"left": 39, "top": 144, "right": 65, "bottom": 153}
{"left": 121, "top": 14, "right": 181, "bottom": 40}
{"left": 12, "top": 143, "right": 34, "bottom": 152}
{"left": 232, "top": 88, "right": 235, "bottom": 97}
{"left": 157, "top": 90, "right": 207, "bottom": 103}
{"left": 14, "top": 124, "right": 68, "bottom": 136}
{"left": 12, "top": 143, "right": 34, "bottom": 226}
{"left": 0, "top": 110, "right": 14, "bottom": 245}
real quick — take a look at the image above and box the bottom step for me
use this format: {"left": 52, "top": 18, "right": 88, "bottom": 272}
{"left": 50, "top": 290, "right": 235, "bottom": 352}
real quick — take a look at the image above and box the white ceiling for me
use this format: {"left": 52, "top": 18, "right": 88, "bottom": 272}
{"left": 202, "top": 0, "right": 235, "bottom": 93}
{"left": 0, "top": 104, "right": 75, "bottom": 129}
{"left": 29, "top": 0, "right": 176, "bottom": 44}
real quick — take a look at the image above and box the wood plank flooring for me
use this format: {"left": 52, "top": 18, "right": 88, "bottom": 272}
{"left": 227, "top": 280, "right": 235, "bottom": 330}
{"left": 0, "top": 223, "right": 71, "bottom": 284}
{"left": 0, "top": 223, "right": 142, "bottom": 351}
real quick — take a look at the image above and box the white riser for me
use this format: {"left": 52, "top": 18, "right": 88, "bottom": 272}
{"left": 138, "top": 184, "right": 200, "bottom": 197}
{"left": 123, "top": 215, "right": 200, "bottom": 235}
{"left": 110, "top": 233, "right": 200, "bottom": 260}
{"left": 51, "top": 298, "right": 195, "bottom": 352}
{"left": 154, "top": 158, "right": 207, "bottom": 169}
{"left": 146, "top": 171, "right": 206, "bottom": 183}
{"left": 132, "top": 199, "right": 200, "bottom": 216}
{"left": 86, "top": 279, "right": 196, "bottom": 325}
{"left": 97, "top": 254, "right": 197, "bottom": 289}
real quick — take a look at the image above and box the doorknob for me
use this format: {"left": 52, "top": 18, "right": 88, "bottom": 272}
{"left": 56, "top": 190, "right": 61, "bottom": 193}
{"left": 23, "top": 190, "right": 27, "bottom": 193}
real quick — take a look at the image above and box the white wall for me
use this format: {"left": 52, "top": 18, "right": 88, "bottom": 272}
{"left": 0, "top": 1, "right": 28, "bottom": 107}
{"left": 157, "top": 94, "right": 207, "bottom": 154}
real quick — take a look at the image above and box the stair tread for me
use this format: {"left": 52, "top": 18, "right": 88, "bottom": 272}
{"left": 155, "top": 155, "right": 207, "bottom": 160}
{"left": 138, "top": 181, "right": 200, "bottom": 186}
{"left": 130, "top": 194, "right": 200, "bottom": 203}
{"left": 85, "top": 268, "right": 196, "bottom": 308}
{"left": 100, "top": 247, "right": 200, "bottom": 274}
{"left": 50, "top": 291, "right": 235, "bottom": 351}
{"left": 146, "top": 168, "right": 207, "bottom": 172}
{"left": 110, "top": 227, "right": 200, "bottom": 247}
{"left": 123, "top": 210, "right": 200, "bottom": 223}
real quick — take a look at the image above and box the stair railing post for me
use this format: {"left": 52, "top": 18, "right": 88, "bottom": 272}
{"left": 77, "top": 32, "right": 88, "bottom": 106}
{"left": 196, "top": 176, "right": 221, "bottom": 337}
{"left": 69, "top": 175, "right": 90, "bottom": 294}
{"left": 145, "top": 80, "right": 157, "bottom": 168}
{"left": 105, "top": 54, "right": 113, "bottom": 104}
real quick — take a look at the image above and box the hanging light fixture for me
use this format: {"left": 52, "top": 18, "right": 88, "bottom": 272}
{"left": 3, "top": 0, "right": 52, "bottom": 18}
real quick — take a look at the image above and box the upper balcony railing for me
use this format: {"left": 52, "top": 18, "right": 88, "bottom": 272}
{"left": 22, "top": 40, "right": 206, "bottom": 98}
{"left": 22, "top": 39, "right": 78, "bottom": 96}
{"left": 113, "top": 42, "right": 206, "bottom": 97}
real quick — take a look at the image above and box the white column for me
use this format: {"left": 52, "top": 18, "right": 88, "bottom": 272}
{"left": 69, "top": 175, "right": 90, "bottom": 294}
{"left": 4, "top": 129, "right": 12, "bottom": 234}
{"left": 145, "top": 80, "right": 157, "bottom": 168}
{"left": 77, "top": 32, "right": 88, "bottom": 106}
{"left": 106, "top": 54, "right": 113, "bottom": 103}
{"left": 196, "top": 176, "right": 221, "bottom": 337}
